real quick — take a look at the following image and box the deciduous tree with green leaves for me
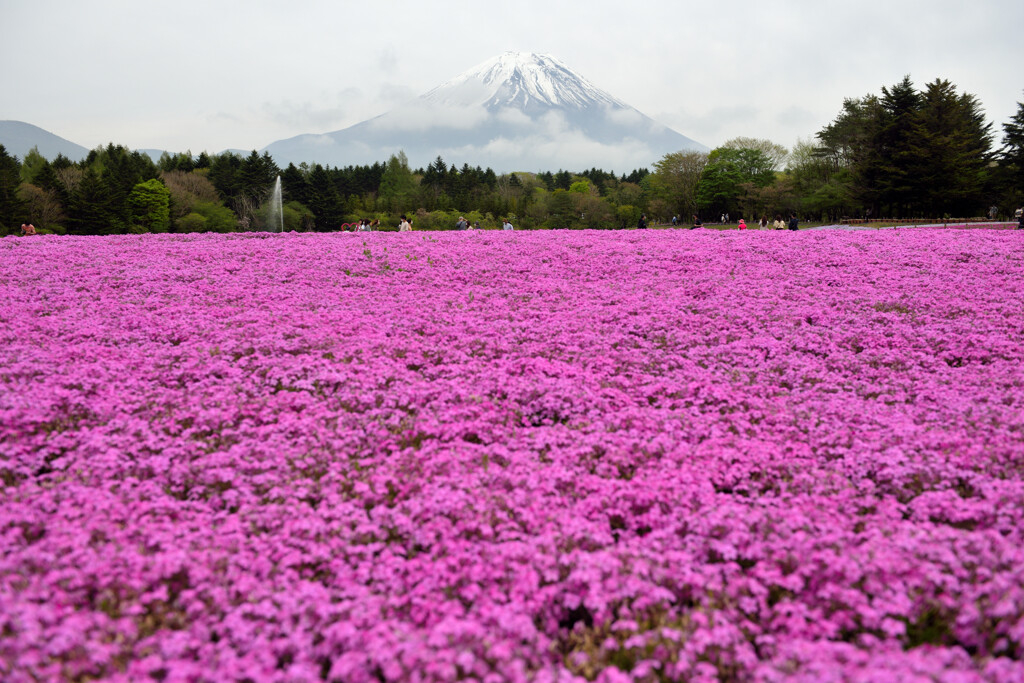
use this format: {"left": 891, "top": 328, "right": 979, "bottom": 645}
{"left": 378, "top": 151, "right": 416, "bottom": 214}
{"left": 647, "top": 150, "right": 708, "bottom": 221}
{"left": 696, "top": 147, "right": 775, "bottom": 218}
{"left": 127, "top": 178, "right": 171, "bottom": 233}
{"left": 721, "top": 137, "right": 788, "bottom": 171}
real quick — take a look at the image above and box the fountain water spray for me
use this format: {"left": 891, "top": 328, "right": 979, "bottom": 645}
{"left": 269, "top": 176, "right": 284, "bottom": 233}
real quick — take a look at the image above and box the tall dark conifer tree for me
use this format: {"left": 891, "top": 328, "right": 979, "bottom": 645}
{"left": 814, "top": 77, "right": 993, "bottom": 218}
{"left": 280, "top": 163, "right": 310, "bottom": 207}
{"left": 0, "top": 145, "right": 27, "bottom": 234}
{"left": 306, "top": 164, "right": 343, "bottom": 230}
{"left": 914, "top": 79, "right": 993, "bottom": 216}
{"left": 1001, "top": 95, "right": 1024, "bottom": 208}
{"left": 68, "top": 167, "right": 112, "bottom": 235}
{"left": 877, "top": 76, "right": 923, "bottom": 215}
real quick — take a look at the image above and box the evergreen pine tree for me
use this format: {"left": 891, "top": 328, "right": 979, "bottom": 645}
{"left": 914, "top": 80, "right": 993, "bottom": 216}
{"left": 877, "top": 76, "right": 923, "bottom": 216}
{"left": 239, "top": 151, "right": 278, "bottom": 202}
{"left": 280, "top": 164, "right": 310, "bottom": 207}
{"left": 0, "top": 145, "right": 27, "bottom": 234}
{"left": 1000, "top": 94, "right": 1024, "bottom": 208}
{"left": 33, "top": 161, "right": 69, "bottom": 211}
{"left": 208, "top": 153, "right": 242, "bottom": 200}
{"left": 306, "top": 164, "right": 343, "bottom": 230}
{"left": 68, "top": 167, "right": 112, "bottom": 235}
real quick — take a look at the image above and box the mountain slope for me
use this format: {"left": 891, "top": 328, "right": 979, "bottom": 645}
{"left": 0, "top": 120, "right": 91, "bottom": 161}
{"left": 263, "top": 53, "right": 705, "bottom": 172}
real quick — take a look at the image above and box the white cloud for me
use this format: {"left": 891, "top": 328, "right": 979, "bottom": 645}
{"left": 378, "top": 47, "right": 398, "bottom": 73}
{"left": 605, "top": 107, "right": 643, "bottom": 127}
{"left": 537, "top": 110, "right": 571, "bottom": 135}
{"left": 375, "top": 84, "right": 419, "bottom": 108}
{"left": 494, "top": 108, "right": 532, "bottom": 127}
{"left": 260, "top": 99, "right": 351, "bottom": 132}
{"left": 368, "top": 102, "right": 490, "bottom": 132}
{"left": 440, "top": 130, "right": 657, "bottom": 174}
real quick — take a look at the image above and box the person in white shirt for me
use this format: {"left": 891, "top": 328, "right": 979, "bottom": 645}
{"left": 502, "top": 218, "right": 514, "bottom": 231}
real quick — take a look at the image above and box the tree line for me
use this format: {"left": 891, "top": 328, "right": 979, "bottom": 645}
{"left": 2, "top": 76, "right": 1022, "bottom": 236}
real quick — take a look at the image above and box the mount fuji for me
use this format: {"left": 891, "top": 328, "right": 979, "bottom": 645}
{"left": 262, "top": 53, "right": 706, "bottom": 173}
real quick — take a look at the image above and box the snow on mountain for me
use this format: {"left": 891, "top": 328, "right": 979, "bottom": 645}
{"left": 422, "top": 53, "right": 625, "bottom": 111}
{"left": 263, "top": 52, "right": 706, "bottom": 173}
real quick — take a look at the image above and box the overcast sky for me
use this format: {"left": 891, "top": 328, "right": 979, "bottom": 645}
{"left": 3, "top": 0, "right": 1022, "bottom": 161}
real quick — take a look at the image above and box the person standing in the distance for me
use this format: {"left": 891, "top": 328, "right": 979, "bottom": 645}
{"left": 502, "top": 218, "right": 514, "bottom": 231}
{"left": 773, "top": 214, "right": 785, "bottom": 230}
{"left": 759, "top": 215, "right": 769, "bottom": 230}
{"left": 788, "top": 213, "right": 799, "bottom": 231}
{"left": 637, "top": 214, "right": 648, "bottom": 230}
{"left": 691, "top": 215, "right": 703, "bottom": 230}
{"left": 1018, "top": 209, "right": 1024, "bottom": 230}
{"left": 738, "top": 218, "right": 747, "bottom": 230}
{"left": 399, "top": 215, "right": 412, "bottom": 232}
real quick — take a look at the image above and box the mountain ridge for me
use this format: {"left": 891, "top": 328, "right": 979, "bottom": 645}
{"left": 0, "top": 120, "right": 91, "bottom": 162}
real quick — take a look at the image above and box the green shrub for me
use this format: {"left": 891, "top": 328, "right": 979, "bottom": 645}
{"left": 176, "top": 212, "right": 208, "bottom": 233}
{"left": 191, "top": 201, "right": 238, "bottom": 232}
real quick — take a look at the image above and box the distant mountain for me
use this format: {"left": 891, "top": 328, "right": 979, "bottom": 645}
{"left": 262, "top": 52, "right": 706, "bottom": 173}
{"left": 0, "top": 123, "right": 253, "bottom": 165}
{"left": 138, "top": 149, "right": 169, "bottom": 163}
{"left": 0, "top": 120, "right": 90, "bottom": 161}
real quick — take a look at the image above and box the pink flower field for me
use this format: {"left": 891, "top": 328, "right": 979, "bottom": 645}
{"left": 2, "top": 230, "right": 1024, "bottom": 682}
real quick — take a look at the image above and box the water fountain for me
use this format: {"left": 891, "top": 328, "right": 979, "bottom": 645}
{"left": 268, "top": 176, "right": 284, "bottom": 233}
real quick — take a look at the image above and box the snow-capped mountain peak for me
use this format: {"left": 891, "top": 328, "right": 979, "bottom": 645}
{"left": 422, "top": 52, "right": 625, "bottom": 111}
{"left": 262, "top": 52, "right": 706, "bottom": 172}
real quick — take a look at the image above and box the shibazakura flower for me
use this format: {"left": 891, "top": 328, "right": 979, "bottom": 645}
{"left": 1, "top": 229, "right": 1024, "bottom": 682}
